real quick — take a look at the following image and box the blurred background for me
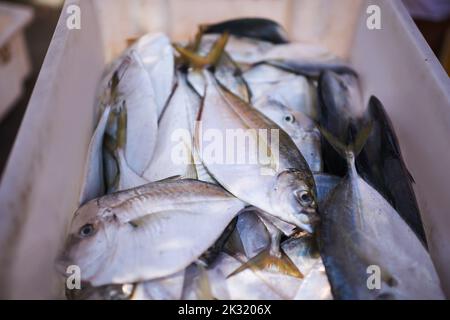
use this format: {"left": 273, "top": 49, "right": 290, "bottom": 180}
{"left": 0, "top": 0, "right": 449, "bottom": 178}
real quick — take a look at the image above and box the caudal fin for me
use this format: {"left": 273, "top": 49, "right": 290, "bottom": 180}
{"left": 319, "top": 121, "right": 372, "bottom": 159}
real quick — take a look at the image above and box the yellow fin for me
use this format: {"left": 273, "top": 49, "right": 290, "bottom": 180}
{"left": 195, "top": 264, "right": 215, "bottom": 300}
{"left": 227, "top": 248, "right": 304, "bottom": 279}
{"left": 174, "top": 32, "right": 229, "bottom": 69}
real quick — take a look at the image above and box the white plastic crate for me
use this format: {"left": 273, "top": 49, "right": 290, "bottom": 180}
{"left": 0, "top": 0, "right": 449, "bottom": 299}
{"left": 0, "top": 2, "right": 33, "bottom": 120}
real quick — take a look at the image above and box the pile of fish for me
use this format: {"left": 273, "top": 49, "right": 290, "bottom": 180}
{"left": 57, "top": 18, "right": 445, "bottom": 300}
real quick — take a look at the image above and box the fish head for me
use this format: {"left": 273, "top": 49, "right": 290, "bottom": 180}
{"left": 57, "top": 199, "right": 117, "bottom": 281}
{"left": 271, "top": 168, "right": 318, "bottom": 233}
{"left": 256, "top": 97, "right": 315, "bottom": 141}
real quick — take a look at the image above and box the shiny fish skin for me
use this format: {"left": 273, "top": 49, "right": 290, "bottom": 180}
{"left": 143, "top": 72, "right": 197, "bottom": 182}
{"left": 320, "top": 151, "right": 444, "bottom": 299}
{"left": 103, "top": 51, "right": 159, "bottom": 180}
{"left": 130, "top": 33, "right": 175, "bottom": 118}
{"left": 58, "top": 179, "right": 245, "bottom": 287}
{"left": 196, "top": 71, "right": 318, "bottom": 232}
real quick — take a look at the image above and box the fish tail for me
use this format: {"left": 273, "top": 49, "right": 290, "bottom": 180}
{"left": 319, "top": 121, "right": 372, "bottom": 159}
{"left": 227, "top": 248, "right": 304, "bottom": 279}
{"left": 173, "top": 32, "right": 229, "bottom": 69}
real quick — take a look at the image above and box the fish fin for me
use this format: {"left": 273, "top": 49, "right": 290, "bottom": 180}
{"left": 206, "top": 32, "right": 229, "bottom": 67}
{"left": 211, "top": 78, "right": 281, "bottom": 173}
{"left": 352, "top": 122, "right": 373, "bottom": 157}
{"left": 319, "top": 122, "right": 372, "bottom": 159}
{"left": 181, "top": 139, "right": 199, "bottom": 180}
{"left": 195, "top": 264, "right": 215, "bottom": 300}
{"left": 155, "top": 175, "right": 183, "bottom": 183}
{"left": 224, "top": 229, "right": 247, "bottom": 258}
{"left": 368, "top": 96, "right": 401, "bottom": 157}
{"left": 227, "top": 248, "right": 304, "bottom": 279}
{"left": 173, "top": 32, "right": 229, "bottom": 69}
{"left": 116, "top": 101, "right": 127, "bottom": 150}
{"left": 368, "top": 96, "right": 415, "bottom": 185}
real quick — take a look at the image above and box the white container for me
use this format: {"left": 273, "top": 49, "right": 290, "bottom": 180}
{"left": 0, "top": 0, "right": 449, "bottom": 299}
{"left": 0, "top": 2, "right": 33, "bottom": 120}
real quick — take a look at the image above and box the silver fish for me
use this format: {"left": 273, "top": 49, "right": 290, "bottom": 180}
{"left": 243, "top": 64, "right": 317, "bottom": 117}
{"left": 130, "top": 33, "right": 175, "bottom": 118}
{"left": 79, "top": 106, "right": 111, "bottom": 204}
{"left": 252, "top": 96, "right": 322, "bottom": 172}
{"left": 102, "top": 51, "right": 159, "bottom": 190}
{"left": 58, "top": 179, "right": 245, "bottom": 287}
{"left": 142, "top": 72, "right": 197, "bottom": 182}
{"left": 200, "top": 34, "right": 337, "bottom": 66}
{"left": 195, "top": 71, "right": 318, "bottom": 232}
{"left": 319, "top": 128, "right": 444, "bottom": 299}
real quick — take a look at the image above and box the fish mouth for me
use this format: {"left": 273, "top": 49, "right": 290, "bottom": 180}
{"left": 297, "top": 209, "right": 320, "bottom": 234}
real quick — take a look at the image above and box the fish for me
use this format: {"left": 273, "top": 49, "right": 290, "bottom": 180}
{"left": 254, "top": 59, "right": 357, "bottom": 80}
{"left": 79, "top": 106, "right": 111, "bottom": 204}
{"left": 195, "top": 70, "right": 318, "bottom": 232}
{"left": 129, "top": 33, "right": 175, "bottom": 118}
{"left": 243, "top": 64, "right": 317, "bottom": 116}
{"left": 142, "top": 72, "right": 197, "bottom": 182}
{"left": 252, "top": 96, "right": 322, "bottom": 172}
{"left": 318, "top": 125, "right": 444, "bottom": 299}
{"left": 317, "top": 70, "right": 364, "bottom": 177}
{"left": 102, "top": 102, "right": 149, "bottom": 193}
{"left": 356, "top": 96, "right": 427, "bottom": 246}
{"left": 102, "top": 52, "right": 159, "bottom": 187}
{"left": 227, "top": 208, "right": 271, "bottom": 259}
{"left": 201, "top": 18, "right": 289, "bottom": 44}
{"left": 233, "top": 42, "right": 341, "bottom": 67}
{"left": 57, "top": 179, "right": 245, "bottom": 287}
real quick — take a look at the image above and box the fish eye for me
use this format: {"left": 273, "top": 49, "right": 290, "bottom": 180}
{"left": 295, "top": 190, "right": 313, "bottom": 206}
{"left": 284, "top": 114, "right": 295, "bottom": 123}
{"left": 79, "top": 224, "right": 95, "bottom": 237}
